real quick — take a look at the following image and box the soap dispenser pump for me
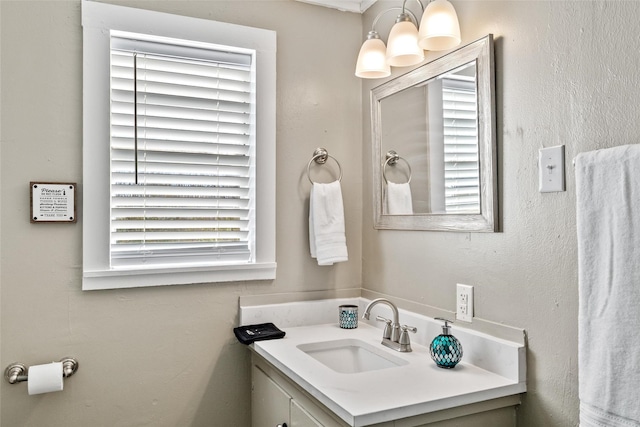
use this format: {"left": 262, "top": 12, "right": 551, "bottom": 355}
{"left": 429, "top": 318, "right": 463, "bottom": 369}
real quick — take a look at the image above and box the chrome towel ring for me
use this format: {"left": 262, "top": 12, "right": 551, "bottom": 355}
{"left": 307, "top": 147, "right": 343, "bottom": 184}
{"left": 383, "top": 150, "right": 412, "bottom": 184}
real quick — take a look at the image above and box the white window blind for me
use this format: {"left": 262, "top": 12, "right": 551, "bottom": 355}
{"left": 109, "top": 33, "right": 256, "bottom": 268}
{"left": 442, "top": 77, "right": 480, "bottom": 213}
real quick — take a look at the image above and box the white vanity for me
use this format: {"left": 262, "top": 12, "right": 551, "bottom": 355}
{"left": 241, "top": 296, "right": 526, "bottom": 427}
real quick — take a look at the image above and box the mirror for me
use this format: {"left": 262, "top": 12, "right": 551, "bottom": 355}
{"left": 372, "top": 34, "right": 497, "bottom": 232}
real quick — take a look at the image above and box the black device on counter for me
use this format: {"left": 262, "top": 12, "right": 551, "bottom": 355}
{"left": 233, "top": 322, "right": 286, "bottom": 345}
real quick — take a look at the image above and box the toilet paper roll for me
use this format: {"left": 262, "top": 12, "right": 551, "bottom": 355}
{"left": 28, "top": 362, "right": 64, "bottom": 395}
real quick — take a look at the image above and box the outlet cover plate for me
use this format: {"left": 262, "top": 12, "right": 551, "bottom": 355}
{"left": 456, "top": 284, "right": 474, "bottom": 323}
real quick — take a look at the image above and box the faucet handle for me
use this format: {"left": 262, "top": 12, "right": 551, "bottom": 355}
{"left": 401, "top": 325, "right": 417, "bottom": 333}
{"left": 398, "top": 325, "right": 417, "bottom": 352}
{"left": 399, "top": 325, "right": 417, "bottom": 345}
{"left": 376, "top": 316, "right": 393, "bottom": 339}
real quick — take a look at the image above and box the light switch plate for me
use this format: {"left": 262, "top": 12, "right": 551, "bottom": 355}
{"left": 539, "top": 145, "right": 566, "bottom": 193}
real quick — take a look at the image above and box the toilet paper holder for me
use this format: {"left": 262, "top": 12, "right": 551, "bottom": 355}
{"left": 4, "top": 358, "right": 78, "bottom": 385}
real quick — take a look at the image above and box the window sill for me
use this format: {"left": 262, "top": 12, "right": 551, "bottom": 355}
{"left": 82, "top": 262, "right": 277, "bottom": 291}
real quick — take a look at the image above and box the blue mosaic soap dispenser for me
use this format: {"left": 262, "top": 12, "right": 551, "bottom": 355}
{"left": 429, "top": 318, "right": 463, "bottom": 369}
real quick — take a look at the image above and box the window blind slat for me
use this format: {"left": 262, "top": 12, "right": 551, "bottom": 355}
{"left": 111, "top": 149, "right": 249, "bottom": 166}
{"left": 111, "top": 90, "right": 251, "bottom": 115}
{"left": 112, "top": 114, "right": 250, "bottom": 136}
{"left": 111, "top": 138, "right": 249, "bottom": 154}
{"left": 111, "top": 126, "right": 250, "bottom": 145}
{"left": 112, "top": 102, "right": 249, "bottom": 125}
{"left": 443, "top": 144, "right": 479, "bottom": 154}
{"left": 443, "top": 136, "right": 478, "bottom": 145}
{"left": 111, "top": 56, "right": 252, "bottom": 82}
{"left": 115, "top": 67, "right": 252, "bottom": 93}
{"left": 443, "top": 118, "right": 477, "bottom": 128}
{"left": 112, "top": 77, "right": 251, "bottom": 104}
{"left": 444, "top": 179, "right": 478, "bottom": 189}
{"left": 112, "top": 176, "right": 249, "bottom": 190}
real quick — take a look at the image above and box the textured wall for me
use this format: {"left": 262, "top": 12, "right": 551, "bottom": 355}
{"left": 362, "top": 1, "right": 640, "bottom": 426}
{"left": 0, "top": 1, "right": 362, "bottom": 425}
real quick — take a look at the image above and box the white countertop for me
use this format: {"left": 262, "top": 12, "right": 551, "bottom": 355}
{"left": 251, "top": 322, "right": 525, "bottom": 427}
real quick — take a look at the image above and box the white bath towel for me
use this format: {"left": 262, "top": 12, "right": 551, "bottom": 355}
{"left": 575, "top": 144, "right": 640, "bottom": 427}
{"left": 309, "top": 181, "right": 348, "bottom": 266}
{"left": 386, "top": 182, "right": 413, "bottom": 215}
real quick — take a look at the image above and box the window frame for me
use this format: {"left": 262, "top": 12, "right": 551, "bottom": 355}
{"left": 82, "top": 0, "right": 277, "bottom": 290}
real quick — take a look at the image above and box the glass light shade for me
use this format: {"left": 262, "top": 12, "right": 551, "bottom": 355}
{"left": 385, "top": 20, "right": 424, "bottom": 67}
{"left": 355, "top": 37, "right": 391, "bottom": 79}
{"left": 418, "top": 0, "right": 461, "bottom": 51}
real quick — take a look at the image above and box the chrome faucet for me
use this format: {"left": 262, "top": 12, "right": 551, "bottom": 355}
{"left": 362, "top": 298, "right": 416, "bottom": 352}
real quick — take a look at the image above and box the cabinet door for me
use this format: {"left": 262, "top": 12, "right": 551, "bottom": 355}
{"left": 252, "top": 365, "right": 291, "bottom": 427}
{"left": 291, "top": 400, "right": 323, "bottom": 427}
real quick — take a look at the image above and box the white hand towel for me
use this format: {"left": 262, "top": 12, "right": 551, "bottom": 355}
{"left": 386, "top": 182, "right": 413, "bottom": 215}
{"left": 575, "top": 144, "right": 640, "bottom": 426}
{"left": 309, "top": 181, "right": 348, "bottom": 266}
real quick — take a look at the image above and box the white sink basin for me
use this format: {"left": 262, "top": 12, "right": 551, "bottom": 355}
{"left": 297, "top": 338, "right": 409, "bottom": 374}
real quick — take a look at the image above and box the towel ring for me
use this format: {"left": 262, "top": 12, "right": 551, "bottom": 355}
{"left": 383, "top": 150, "right": 412, "bottom": 184}
{"left": 307, "top": 147, "right": 343, "bottom": 184}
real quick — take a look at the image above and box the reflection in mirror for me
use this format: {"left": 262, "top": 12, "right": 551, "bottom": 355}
{"left": 381, "top": 61, "right": 479, "bottom": 215}
{"left": 383, "top": 150, "right": 414, "bottom": 215}
{"left": 372, "top": 35, "right": 497, "bottom": 232}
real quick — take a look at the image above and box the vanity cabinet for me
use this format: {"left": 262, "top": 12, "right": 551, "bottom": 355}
{"left": 251, "top": 353, "right": 518, "bottom": 427}
{"left": 252, "top": 361, "right": 338, "bottom": 427}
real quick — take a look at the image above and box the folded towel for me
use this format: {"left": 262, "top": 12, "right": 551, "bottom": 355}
{"left": 386, "top": 181, "right": 413, "bottom": 215}
{"left": 309, "top": 181, "right": 348, "bottom": 266}
{"left": 575, "top": 144, "right": 640, "bottom": 426}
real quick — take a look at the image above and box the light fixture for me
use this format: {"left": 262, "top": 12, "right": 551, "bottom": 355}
{"left": 355, "top": 0, "right": 462, "bottom": 79}
{"left": 418, "top": 0, "right": 461, "bottom": 51}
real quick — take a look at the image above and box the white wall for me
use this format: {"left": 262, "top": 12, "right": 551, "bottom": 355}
{"left": 0, "top": 1, "right": 362, "bottom": 425}
{"left": 362, "top": 1, "right": 640, "bottom": 426}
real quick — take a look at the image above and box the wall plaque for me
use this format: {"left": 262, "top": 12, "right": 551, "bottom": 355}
{"left": 30, "top": 182, "right": 77, "bottom": 223}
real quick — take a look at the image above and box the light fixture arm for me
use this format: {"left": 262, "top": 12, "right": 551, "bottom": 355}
{"left": 370, "top": 6, "right": 422, "bottom": 33}
{"left": 370, "top": 7, "right": 401, "bottom": 32}
{"left": 401, "top": 0, "right": 425, "bottom": 15}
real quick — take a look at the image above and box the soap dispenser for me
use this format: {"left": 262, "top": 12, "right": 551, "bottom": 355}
{"left": 429, "top": 318, "right": 463, "bottom": 369}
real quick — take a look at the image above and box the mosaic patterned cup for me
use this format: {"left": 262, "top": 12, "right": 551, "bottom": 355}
{"left": 339, "top": 305, "right": 358, "bottom": 329}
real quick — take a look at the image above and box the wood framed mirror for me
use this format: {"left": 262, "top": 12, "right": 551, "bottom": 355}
{"left": 372, "top": 34, "right": 497, "bottom": 232}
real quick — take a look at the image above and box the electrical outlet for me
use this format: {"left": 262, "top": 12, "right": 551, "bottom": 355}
{"left": 456, "top": 284, "right": 474, "bottom": 322}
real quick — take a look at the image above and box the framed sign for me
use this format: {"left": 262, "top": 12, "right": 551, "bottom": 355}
{"left": 30, "top": 182, "right": 77, "bottom": 223}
